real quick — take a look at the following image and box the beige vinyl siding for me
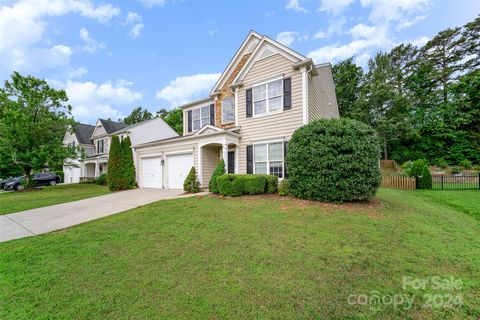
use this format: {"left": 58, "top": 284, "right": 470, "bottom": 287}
{"left": 237, "top": 53, "right": 303, "bottom": 173}
{"left": 201, "top": 145, "right": 220, "bottom": 186}
{"left": 308, "top": 65, "right": 340, "bottom": 121}
{"left": 136, "top": 141, "right": 198, "bottom": 188}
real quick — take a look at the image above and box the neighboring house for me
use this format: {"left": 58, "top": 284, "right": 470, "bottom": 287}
{"left": 63, "top": 118, "right": 178, "bottom": 183}
{"left": 133, "top": 31, "right": 339, "bottom": 189}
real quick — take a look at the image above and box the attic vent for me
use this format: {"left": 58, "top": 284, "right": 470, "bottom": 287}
{"left": 246, "top": 39, "right": 259, "bottom": 53}
{"left": 258, "top": 46, "right": 275, "bottom": 60}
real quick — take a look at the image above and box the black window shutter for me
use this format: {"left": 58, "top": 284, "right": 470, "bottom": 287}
{"left": 246, "top": 88, "right": 253, "bottom": 118}
{"left": 187, "top": 110, "right": 192, "bottom": 132}
{"left": 283, "top": 77, "right": 292, "bottom": 110}
{"left": 246, "top": 145, "right": 253, "bottom": 174}
{"left": 210, "top": 104, "right": 215, "bottom": 126}
{"left": 284, "top": 141, "right": 289, "bottom": 178}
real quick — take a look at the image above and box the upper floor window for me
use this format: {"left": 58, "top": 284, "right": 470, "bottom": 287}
{"left": 222, "top": 97, "right": 235, "bottom": 124}
{"left": 253, "top": 79, "right": 283, "bottom": 116}
{"left": 192, "top": 106, "right": 211, "bottom": 131}
{"left": 97, "top": 139, "right": 104, "bottom": 154}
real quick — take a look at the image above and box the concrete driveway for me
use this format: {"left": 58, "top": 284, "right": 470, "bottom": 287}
{"left": 0, "top": 188, "right": 201, "bottom": 243}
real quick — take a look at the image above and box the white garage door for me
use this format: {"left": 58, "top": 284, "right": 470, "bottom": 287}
{"left": 141, "top": 157, "right": 163, "bottom": 188}
{"left": 167, "top": 153, "right": 193, "bottom": 189}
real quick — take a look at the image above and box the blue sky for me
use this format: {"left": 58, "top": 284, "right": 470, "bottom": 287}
{"left": 0, "top": 0, "right": 478, "bottom": 124}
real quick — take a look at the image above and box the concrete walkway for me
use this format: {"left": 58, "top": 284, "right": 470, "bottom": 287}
{"left": 0, "top": 188, "right": 202, "bottom": 243}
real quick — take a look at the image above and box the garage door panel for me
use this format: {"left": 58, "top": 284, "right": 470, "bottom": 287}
{"left": 141, "top": 157, "right": 162, "bottom": 188}
{"left": 167, "top": 153, "right": 193, "bottom": 189}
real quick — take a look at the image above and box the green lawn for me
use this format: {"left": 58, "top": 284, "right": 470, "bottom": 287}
{"left": 0, "top": 184, "right": 110, "bottom": 215}
{"left": 1, "top": 189, "right": 479, "bottom": 319}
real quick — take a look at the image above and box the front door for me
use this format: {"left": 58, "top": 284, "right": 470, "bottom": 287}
{"left": 228, "top": 151, "right": 235, "bottom": 174}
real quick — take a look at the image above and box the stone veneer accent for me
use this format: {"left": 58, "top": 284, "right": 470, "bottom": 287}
{"left": 215, "top": 52, "right": 251, "bottom": 128}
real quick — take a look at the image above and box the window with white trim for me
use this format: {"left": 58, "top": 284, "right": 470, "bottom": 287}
{"left": 97, "top": 139, "right": 104, "bottom": 154}
{"left": 253, "top": 79, "right": 283, "bottom": 116}
{"left": 222, "top": 97, "right": 235, "bottom": 124}
{"left": 192, "top": 106, "right": 211, "bottom": 131}
{"left": 254, "top": 142, "right": 283, "bottom": 178}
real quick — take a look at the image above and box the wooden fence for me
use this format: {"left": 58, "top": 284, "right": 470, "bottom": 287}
{"left": 381, "top": 175, "right": 416, "bottom": 190}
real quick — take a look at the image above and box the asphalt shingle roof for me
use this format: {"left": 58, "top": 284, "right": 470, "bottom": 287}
{"left": 74, "top": 123, "right": 95, "bottom": 145}
{"left": 99, "top": 119, "right": 128, "bottom": 134}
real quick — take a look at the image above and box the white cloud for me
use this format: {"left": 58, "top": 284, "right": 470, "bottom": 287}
{"left": 0, "top": 0, "right": 120, "bottom": 79}
{"left": 285, "top": 0, "right": 308, "bottom": 13}
{"left": 309, "top": 0, "right": 432, "bottom": 67}
{"left": 308, "top": 24, "right": 390, "bottom": 65}
{"left": 56, "top": 79, "right": 143, "bottom": 122}
{"left": 156, "top": 73, "right": 221, "bottom": 106}
{"left": 124, "top": 12, "right": 144, "bottom": 39}
{"left": 319, "top": 0, "right": 354, "bottom": 15}
{"left": 79, "top": 28, "right": 105, "bottom": 53}
{"left": 276, "top": 31, "right": 297, "bottom": 46}
{"left": 130, "top": 23, "right": 144, "bottom": 39}
{"left": 360, "top": 0, "right": 431, "bottom": 23}
{"left": 411, "top": 36, "right": 429, "bottom": 47}
{"left": 314, "top": 16, "right": 346, "bottom": 39}
{"left": 349, "top": 23, "right": 377, "bottom": 39}
{"left": 396, "top": 15, "right": 426, "bottom": 29}
{"left": 137, "top": 0, "right": 165, "bottom": 8}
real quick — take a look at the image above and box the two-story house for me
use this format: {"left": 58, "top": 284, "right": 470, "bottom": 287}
{"left": 133, "top": 31, "right": 339, "bottom": 189}
{"left": 63, "top": 117, "right": 178, "bottom": 183}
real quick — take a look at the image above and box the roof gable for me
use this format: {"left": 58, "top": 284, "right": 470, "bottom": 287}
{"left": 210, "top": 31, "right": 262, "bottom": 95}
{"left": 232, "top": 36, "right": 307, "bottom": 85}
{"left": 194, "top": 124, "right": 223, "bottom": 136}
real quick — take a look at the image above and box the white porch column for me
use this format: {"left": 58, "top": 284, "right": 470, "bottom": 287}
{"left": 222, "top": 143, "right": 228, "bottom": 173}
{"left": 94, "top": 160, "right": 99, "bottom": 177}
{"left": 198, "top": 145, "right": 203, "bottom": 187}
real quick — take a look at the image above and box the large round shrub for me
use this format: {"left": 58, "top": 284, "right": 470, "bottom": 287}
{"left": 287, "top": 118, "right": 381, "bottom": 202}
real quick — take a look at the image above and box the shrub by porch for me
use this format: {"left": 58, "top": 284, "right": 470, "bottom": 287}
{"left": 217, "top": 174, "right": 278, "bottom": 196}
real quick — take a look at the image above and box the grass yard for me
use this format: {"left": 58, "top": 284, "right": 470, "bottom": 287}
{"left": 1, "top": 189, "right": 479, "bottom": 319}
{"left": 0, "top": 184, "right": 110, "bottom": 215}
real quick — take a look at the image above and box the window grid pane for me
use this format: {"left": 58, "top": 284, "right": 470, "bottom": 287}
{"left": 193, "top": 120, "right": 201, "bottom": 130}
{"left": 268, "top": 96, "right": 282, "bottom": 112}
{"left": 192, "top": 109, "right": 200, "bottom": 121}
{"left": 254, "top": 144, "right": 267, "bottom": 161}
{"left": 269, "top": 161, "right": 283, "bottom": 178}
{"left": 268, "top": 143, "right": 283, "bottom": 161}
{"left": 222, "top": 98, "right": 235, "bottom": 123}
{"left": 255, "top": 162, "right": 267, "bottom": 174}
{"left": 268, "top": 79, "right": 282, "bottom": 98}
{"left": 254, "top": 100, "right": 267, "bottom": 115}
{"left": 253, "top": 84, "right": 266, "bottom": 102}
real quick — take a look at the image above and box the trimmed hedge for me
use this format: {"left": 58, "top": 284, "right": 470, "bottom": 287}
{"left": 243, "top": 175, "right": 267, "bottom": 194}
{"left": 217, "top": 174, "right": 278, "bottom": 196}
{"left": 278, "top": 179, "right": 289, "bottom": 196}
{"left": 218, "top": 174, "right": 244, "bottom": 196}
{"left": 208, "top": 159, "right": 225, "bottom": 194}
{"left": 287, "top": 118, "right": 382, "bottom": 202}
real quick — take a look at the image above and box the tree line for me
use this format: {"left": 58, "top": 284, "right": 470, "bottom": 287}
{"left": 332, "top": 16, "right": 479, "bottom": 166}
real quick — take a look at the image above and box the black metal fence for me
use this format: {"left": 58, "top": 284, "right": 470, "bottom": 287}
{"left": 431, "top": 173, "right": 480, "bottom": 190}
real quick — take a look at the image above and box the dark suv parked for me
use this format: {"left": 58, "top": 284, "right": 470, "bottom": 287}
{"left": 3, "top": 173, "right": 61, "bottom": 191}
